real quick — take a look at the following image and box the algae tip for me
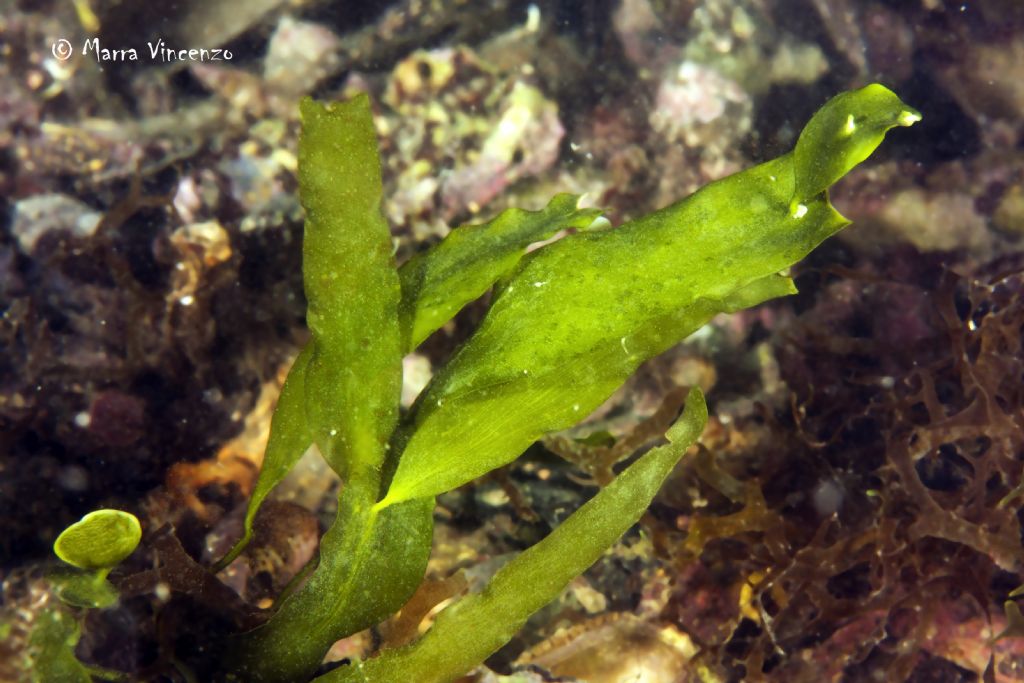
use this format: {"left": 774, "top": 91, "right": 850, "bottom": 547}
{"left": 898, "top": 109, "right": 923, "bottom": 127}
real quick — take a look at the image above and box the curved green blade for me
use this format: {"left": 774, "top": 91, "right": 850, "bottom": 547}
{"left": 791, "top": 83, "right": 920, "bottom": 212}
{"left": 379, "top": 84, "right": 917, "bottom": 508}
{"left": 213, "top": 344, "right": 313, "bottom": 571}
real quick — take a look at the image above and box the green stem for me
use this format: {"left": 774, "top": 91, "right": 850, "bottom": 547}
{"left": 227, "top": 476, "right": 380, "bottom": 682}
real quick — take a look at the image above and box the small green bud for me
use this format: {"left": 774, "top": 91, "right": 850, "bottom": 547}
{"left": 53, "top": 509, "right": 141, "bottom": 571}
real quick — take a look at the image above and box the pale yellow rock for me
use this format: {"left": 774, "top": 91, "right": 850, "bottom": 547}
{"left": 994, "top": 184, "right": 1024, "bottom": 238}
{"left": 865, "top": 188, "right": 991, "bottom": 255}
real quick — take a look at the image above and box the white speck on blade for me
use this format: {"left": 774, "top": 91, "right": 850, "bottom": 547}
{"left": 792, "top": 203, "right": 808, "bottom": 219}
{"left": 843, "top": 113, "right": 856, "bottom": 135}
{"left": 532, "top": 281, "right": 547, "bottom": 287}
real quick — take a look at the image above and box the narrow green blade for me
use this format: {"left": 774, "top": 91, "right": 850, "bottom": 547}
{"left": 321, "top": 389, "right": 707, "bottom": 683}
{"left": 230, "top": 97, "right": 429, "bottom": 682}
{"left": 214, "top": 344, "right": 313, "bottom": 571}
{"left": 399, "top": 194, "right": 603, "bottom": 350}
{"left": 299, "top": 95, "right": 402, "bottom": 479}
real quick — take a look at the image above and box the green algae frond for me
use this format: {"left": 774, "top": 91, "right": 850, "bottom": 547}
{"left": 58, "top": 84, "right": 919, "bottom": 683}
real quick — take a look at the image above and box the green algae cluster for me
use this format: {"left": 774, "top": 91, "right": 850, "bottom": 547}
{"left": 49, "top": 84, "right": 918, "bottom": 683}
{"left": 50, "top": 509, "right": 141, "bottom": 611}
{"left": 25, "top": 510, "right": 142, "bottom": 683}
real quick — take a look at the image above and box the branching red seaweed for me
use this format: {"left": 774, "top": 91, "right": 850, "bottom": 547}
{"left": 655, "top": 252, "right": 1024, "bottom": 681}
